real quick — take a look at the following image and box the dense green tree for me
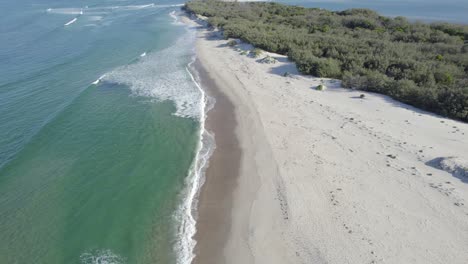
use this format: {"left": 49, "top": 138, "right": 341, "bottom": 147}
{"left": 184, "top": 0, "right": 468, "bottom": 121}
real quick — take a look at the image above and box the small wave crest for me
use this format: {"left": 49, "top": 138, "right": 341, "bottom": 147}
{"left": 102, "top": 28, "right": 201, "bottom": 118}
{"left": 47, "top": 3, "right": 184, "bottom": 15}
{"left": 64, "top": 17, "right": 78, "bottom": 26}
{"left": 92, "top": 74, "right": 106, "bottom": 85}
{"left": 169, "top": 10, "right": 182, "bottom": 25}
{"left": 80, "top": 249, "right": 125, "bottom": 264}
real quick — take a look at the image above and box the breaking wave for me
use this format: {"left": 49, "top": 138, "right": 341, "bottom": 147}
{"left": 102, "top": 28, "right": 201, "bottom": 118}
{"left": 64, "top": 17, "right": 78, "bottom": 26}
{"left": 46, "top": 3, "right": 184, "bottom": 15}
{"left": 80, "top": 249, "right": 125, "bottom": 264}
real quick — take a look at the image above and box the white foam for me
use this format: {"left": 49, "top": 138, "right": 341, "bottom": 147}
{"left": 169, "top": 10, "right": 182, "bottom": 25}
{"left": 91, "top": 74, "right": 106, "bottom": 85}
{"left": 80, "top": 249, "right": 125, "bottom": 264}
{"left": 103, "top": 28, "right": 202, "bottom": 118}
{"left": 47, "top": 8, "right": 83, "bottom": 15}
{"left": 64, "top": 17, "right": 78, "bottom": 26}
{"left": 86, "top": 12, "right": 214, "bottom": 264}
{"left": 172, "top": 54, "right": 215, "bottom": 264}
{"left": 48, "top": 4, "right": 184, "bottom": 17}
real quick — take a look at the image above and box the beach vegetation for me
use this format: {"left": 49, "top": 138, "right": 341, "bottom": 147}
{"left": 260, "top": 55, "right": 278, "bottom": 64}
{"left": 227, "top": 39, "right": 238, "bottom": 47}
{"left": 251, "top": 48, "right": 262, "bottom": 58}
{"left": 316, "top": 84, "right": 326, "bottom": 91}
{"left": 184, "top": 0, "right": 468, "bottom": 121}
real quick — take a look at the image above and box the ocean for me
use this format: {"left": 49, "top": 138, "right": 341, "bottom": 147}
{"left": 282, "top": 0, "right": 468, "bottom": 24}
{"left": 0, "top": 0, "right": 210, "bottom": 263}
{"left": 1, "top": 0, "right": 466, "bottom": 264}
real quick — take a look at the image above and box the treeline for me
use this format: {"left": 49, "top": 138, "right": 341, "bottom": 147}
{"left": 183, "top": 0, "right": 468, "bottom": 121}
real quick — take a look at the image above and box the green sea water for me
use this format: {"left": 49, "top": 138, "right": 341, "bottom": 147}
{"left": 2, "top": 0, "right": 467, "bottom": 263}
{"left": 0, "top": 0, "right": 205, "bottom": 263}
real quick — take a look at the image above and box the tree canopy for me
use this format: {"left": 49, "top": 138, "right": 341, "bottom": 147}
{"left": 184, "top": 0, "right": 468, "bottom": 121}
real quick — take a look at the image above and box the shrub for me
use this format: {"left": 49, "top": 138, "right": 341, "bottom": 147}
{"left": 316, "top": 84, "right": 326, "bottom": 91}
{"left": 184, "top": 0, "right": 468, "bottom": 121}
{"left": 251, "top": 48, "right": 262, "bottom": 58}
{"left": 227, "top": 39, "right": 238, "bottom": 46}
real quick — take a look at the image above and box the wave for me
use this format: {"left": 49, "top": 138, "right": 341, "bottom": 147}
{"left": 47, "top": 3, "right": 184, "bottom": 15}
{"left": 91, "top": 74, "right": 106, "bottom": 85}
{"left": 101, "top": 17, "right": 215, "bottom": 263}
{"left": 169, "top": 10, "right": 181, "bottom": 25}
{"left": 140, "top": 52, "right": 146, "bottom": 57}
{"left": 64, "top": 17, "right": 78, "bottom": 26}
{"left": 47, "top": 8, "right": 83, "bottom": 15}
{"left": 102, "top": 28, "right": 201, "bottom": 118}
{"left": 173, "top": 54, "right": 215, "bottom": 264}
{"left": 80, "top": 249, "right": 125, "bottom": 264}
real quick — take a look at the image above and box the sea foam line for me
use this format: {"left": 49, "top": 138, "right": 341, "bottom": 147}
{"left": 174, "top": 37, "right": 215, "bottom": 264}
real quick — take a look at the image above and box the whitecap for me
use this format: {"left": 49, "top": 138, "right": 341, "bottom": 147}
{"left": 47, "top": 8, "right": 83, "bottom": 15}
{"left": 169, "top": 10, "right": 182, "bottom": 25}
{"left": 64, "top": 17, "right": 78, "bottom": 26}
{"left": 91, "top": 74, "right": 106, "bottom": 85}
{"left": 102, "top": 28, "right": 201, "bottom": 118}
{"left": 80, "top": 249, "right": 125, "bottom": 264}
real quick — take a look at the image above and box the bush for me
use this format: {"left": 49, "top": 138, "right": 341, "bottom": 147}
{"left": 184, "top": 0, "right": 468, "bottom": 121}
{"left": 251, "top": 48, "right": 262, "bottom": 58}
{"left": 295, "top": 55, "right": 341, "bottom": 78}
{"left": 227, "top": 39, "right": 238, "bottom": 46}
{"left": 316, "top": 84, "right": 326, "bottom": 91}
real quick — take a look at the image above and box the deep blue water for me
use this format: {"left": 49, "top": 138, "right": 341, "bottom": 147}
{"left": 283, "top": 0, "right": 468, "bottom": 24}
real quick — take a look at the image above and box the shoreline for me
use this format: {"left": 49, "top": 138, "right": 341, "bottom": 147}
{"left": 183, "top": 11, "right": 468, "bottom": 264}
{"left": 190, "top": 59, "right": 241, "bottom": 264}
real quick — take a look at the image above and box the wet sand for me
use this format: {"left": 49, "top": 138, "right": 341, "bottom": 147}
{"left": 192, "top": 60, "right": 240, "bottom": 264}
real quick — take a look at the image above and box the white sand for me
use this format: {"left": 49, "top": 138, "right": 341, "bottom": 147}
{"left": 184, "top": 16, "right": 468, "bottom": 264}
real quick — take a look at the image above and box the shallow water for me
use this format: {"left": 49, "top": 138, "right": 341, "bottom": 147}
{"left": 0, "top": 0, "right": 202, "bottom": 263}
{"left": 1, "top": 0, "right": 465, "bottom": 263}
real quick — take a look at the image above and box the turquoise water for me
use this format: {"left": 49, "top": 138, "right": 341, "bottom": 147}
{"left": 283, "top": 0, "right": 468, "bottom": 24}
{"left": 1, "top": 0, "right": 466, "bottom": 264}
{"left": 0, "top": 0, "right": 204, "bottom": 263}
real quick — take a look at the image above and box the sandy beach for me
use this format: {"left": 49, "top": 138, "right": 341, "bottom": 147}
{"left": 183, "top": 15, "right": 468, "bottom": 264}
